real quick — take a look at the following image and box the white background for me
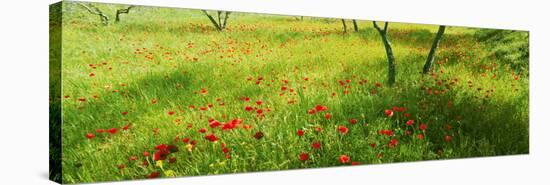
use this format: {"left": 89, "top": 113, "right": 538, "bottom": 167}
{"left": 0, "top": 0, "right": 548, "bottom": 184}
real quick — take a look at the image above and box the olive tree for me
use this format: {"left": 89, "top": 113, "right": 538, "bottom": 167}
{"left": 373, "top": 21, "right": 396, "bottom": 85}
{"left": 423, "top": 25, "right": 446, "bottom": 74}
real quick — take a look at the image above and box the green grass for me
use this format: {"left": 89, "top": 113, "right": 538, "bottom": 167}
{"left": 56, "top": 2, "right": 528, "bottom": 183}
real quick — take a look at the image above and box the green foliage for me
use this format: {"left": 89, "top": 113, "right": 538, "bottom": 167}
{"left": 475, "top": 29, "right": 529, "bottom": 74}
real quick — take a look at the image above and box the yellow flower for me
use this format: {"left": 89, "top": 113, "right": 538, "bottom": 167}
{"left": 164, "top": 170, "right": 175, "bottom": 177}
{"left": 155, "top": 160, "right": 164, "bottom": 168}
{"left": 186, "top": 144, "right": 194, "bottom": 152}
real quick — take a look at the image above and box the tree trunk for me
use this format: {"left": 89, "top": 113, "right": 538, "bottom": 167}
{"left": 373, "top": 21, "right": 396, "bottom": 86}
{"left": 341, "top": 19, "right": 347, "bottom": 33}
{"left": 423, "top": 25, "right": 446, "bottom": 74}
{"left": 202, "top": 10, "right": 222, "bottom": 31}
{"left": 115, "top": 6, "right": 134, "bottom": 23}
{"left": 352, "top": 20, "right": 358, "bottom": 32}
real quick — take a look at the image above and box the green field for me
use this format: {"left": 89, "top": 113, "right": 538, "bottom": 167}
{"left": 51, "top": 2, "right": 529, "bottom": 183}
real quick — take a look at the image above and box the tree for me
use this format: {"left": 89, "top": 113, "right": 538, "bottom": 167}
{"left": 202, "top": 10, "right": 231, "bottom": 31}
{"left": 352, "top": 20, "right": 358, "bottom": 32}
{"left": 79, "top": 3, "right": 109, "bottom": 25}
{"left": 115, "top": 6, "right": 135, "bottom": 23}
{"left": 423, "top": 25, "right": 446, "bottom": 74}
{"left": 341, "top": 19, "right": 347, "bottom": 33}
{"left": 372, "top": 21, "right": 396, "bottom": 85}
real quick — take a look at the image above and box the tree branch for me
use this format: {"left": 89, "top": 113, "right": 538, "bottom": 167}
{"left": 79, "top": 3, "right": 109, "bottom": 25}
{"left": 202, "top": 10, "right": 222, "bottom": 31}
{"left": 115, "top": 6, "right": 134, "bottom": 23}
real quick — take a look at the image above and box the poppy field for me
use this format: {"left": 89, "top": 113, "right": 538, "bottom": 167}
{"left": 50, "top": 2, "right": 529, "bottom": 184}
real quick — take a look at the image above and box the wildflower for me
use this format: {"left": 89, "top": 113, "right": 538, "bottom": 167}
{"left": 406, "top": 120, "right": 414, "bottom": 126}
{"left": 297, "top": 129, "right": 304, "bottom": 137}
{"left": 85, "top": 133, "right": 94, "bottom": 139}
{"left": 107, "top": 128, "right": 118, "bottom": 134}
{"left": 254, "top": 131, "right": 264, "bottom": 139}
{"left": 384, "top": 110, "right": 394, "bottom": 117}
{"left": 299, "top": 153, "right": 309, "bottom": 161}
{"left": 339, "top": 154, "right": 350, "bottom": 164}
{"left": 311, "top": 142, "right": 321, "bottom": 150}
{"left": 338, "top": 125, "right": 349, "bottom": 134}
{"left": 349, "top": 119, "right": 358, "bottom": 125}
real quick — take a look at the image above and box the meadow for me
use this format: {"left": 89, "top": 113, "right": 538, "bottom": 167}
{"left": 51, "top": 2, "right": 529, "bottom": 183}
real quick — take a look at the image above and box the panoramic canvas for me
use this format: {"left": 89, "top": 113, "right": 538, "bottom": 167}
{"left": 49, "top": 1, "right": 529, "bottom": 184}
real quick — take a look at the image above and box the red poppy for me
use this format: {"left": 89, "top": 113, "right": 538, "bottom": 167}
{"left": 182, "top": 138, "right": 190, "bottom": 143}
{"left": 406, "top": 120, "right": 414, "bottom": 126}
{"left": 339, "top": 154, "right": 350, "bottom": 164}
{"left": 254, "top": 131, "right": 264, "bottom": 139}
{"left": 205, "top": 134, "right": 219, "bottom": 142}
{"left": 147, "top": 171, "right": 160, "bottom": 178}
{"left": 118, "top": 164, "right": 125, "bottom": 170}
{"left": 143, "top": 151, "right": 150, "bottom": 157}
{"left": 297, "top": 129, "right": 304, "bottom": 137}
{"left": 384, "top": 110, "right": 394, "bottom": 117}
{"left": 349, "top": 119, "right": 358, "bottom": 124}
{"left": 404, "top": 113, "right": 411, "bottom": 117}
{"left": 307, "top": 109, "right": 316, "bottom": 114}
{"left": 167, "top": 111, "right": 175, "bottom": 116}
{"left": 85, "top": 133, "right": 94, "bottom": 139}
{"left": 209, "top": 120, "right": 221, "bottom": 128}
{"left": 89, "top": 73, "right": 95, "bottom": 77}
{"left": 338, "top": 126, "right": 349, "bottom": 134}
{"left": 444, "top": 135, "right": 453, "bottom": 142}
{"left": 389, "top": 139, "right": 398, "bottom": 148}
{"left": 418, "top": 134, "right": 424, "bottom": 140}
{"left": 325, "top": 113, "right": 332, "bottom": 119}
{"left": 315, "top": 105, "right": 328, "bottom": 111}
{"left": 129, "top": 156, "right": 137, "bottom": 161}
{"left": 256, "top": 101, "right": 263, "bottom": 105}
{"left": 311, "top": 142, "right": 321, "bottom": 150}
{"left": 299, "top": 152, "right": 309, "bottom": 161}
{"left": 244, "top": 106, "right": 253, "bottom": 112}
{"left": 121, "top": 111, "right": 128, "bottom": 116}
{"left": 78, "top": 97, "right": 86, "bottom": 102}
{"left": 222, "top": 147, "right": 230, "bottom": 154}
{"left": 199, "top": 128, "right": 207, "bottom": 133}
{"left": 107, "top": 128, "right": 118, "bottom": 134}
{"left": 169, "top": 157, "right": 177, "bottom": 163}
{"left": 151, "top": 99, "right": 157, "bottom": 104}
{"left": 393, "top": 106, "right": 399, "bottom": 111}
{"left": 370, "top": 143, "right": 377, "bottom": 148}
{"left": 122, "top": 124, "right": 130, "bottom": 130}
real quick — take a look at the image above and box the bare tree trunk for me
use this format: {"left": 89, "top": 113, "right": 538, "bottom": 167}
{"left": 341, "top": 19, "right": 347, "bottom": 33}
{"left": 352, "top": 20, "right": 358, "bottom": 32}
{"left": 79, "top": 3, "right": 109, "bottom": 25}
{"left": 202, "top": 10, "right": 222, "bottom": 31}
{"left": 221, "top": 11, "right": 231, "bottom": 29}
{"left": 115, "top": 6, "right": 134, "bottom": 23}
{"left": 423, "top": 25, "right": 446, "bottom": 74}
{"left": 373, "top": 21, "right": 396, "bottom": 86}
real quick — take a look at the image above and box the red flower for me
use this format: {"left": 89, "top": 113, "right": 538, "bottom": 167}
{"left": 418, "top": 134, "right": 424, "bottom": 140}
{"left": 78, "top": 97, "right": 86, "bottom": 102}
{"left": 118, "top": 164, "right": 125, "bottom": 170}
{"left": 339, "top": 154, "right": 350, "bottom": 164}
{"left": 204, "top": 134, "right": 219, "bottom": 142}
{"left": 254, "top": 131, "right": 264, "bottom": 139}
{"left": 199, "top": 128, "right": 207, "bottom": 133}
{"left": 351, "top": 161, "right": 361, "bottom": 165}
{"left": 384, "top": 110, "right": 394, "bottom": 117}
{"left": 143, "top": 151, "right": 150, "bottom": 157}
{"left": 147, "top": 171, "right": 160, "bottom": 178}
{"left": 121, "top": 111, "right": 128, "bottom": 116}
{"left": 370, "top": 143, "right": 377, "bottom": 148}
{"left": 315, "top": 105, "right": 328, "bottom": 112}
{"left": 89, "top": 73, "right": 95, "bottom": 77}
{"left": 311, "top": 142, "right": 321, "bottom": 150}
{"left": 256, "top": 101, "right": 263, "bottom": 105}
{"left": 349, "top": 119, "right": 358, "bottom": 124}
{"left": 107, "top": 128, "right": 118, "bottom": 134}
{"left": 297, "top": 129, "right": 304, "bottom": 137}
{"left": 96, "top": 129, "right": 104, "bottom": 133}
{"left": 338, "top": 126, "right": 349, "bottom": 134}
{"left": 389, "top": 139, "right": 398, "bottom": 148}
{"left": 392, "top": 106, "right": 399, "bottom": 111}
{"left": 419, "top": 123, "right": 428, "bottom": 131}
{"left": 325, "top": 113, "right": 332, "bottom": 119}
{"left": 151, "top": 99, "right": 157, "bottom": 104}
{"left": 129, "top": 156, "right": 137, "bottom": 161}
{"left": 167, "top": 111, "right": 175, "bottom": 116}
{"left": 404, "top": 113, "right": 411, "bottom": 117}
{"left": 406, "top": 120, "right": 414, "bottom": 126}
{"left": 222, "top": 147, "right": 230, "bottom": 154}
{"left": 85, "top": 133, "right": 94, "bottom": 139}
{"left": 244, "top": 106, "right": 253, "bottom": 112}
{"left": 182, "top": 138, "right": 190, "bottom": 143}
{"left": 209, "top": 120, "right": 221, "bottom": 128}
{"left": 307, "top": 109, "right": 316, "bottom": 114}
{"left": 169, "top": 157, "right": 177, "bottom": 163}
{"left": 299, "top": 152, "right": 309, "bottom": 161}
{"left": 444, "top": 135, "right": 453, "bottom": 142}
{"left": 122, "top": 124, "right": 130, "bottom": 130}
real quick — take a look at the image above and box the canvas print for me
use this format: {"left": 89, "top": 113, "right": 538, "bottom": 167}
{"left": 49, "top": 1, "right": 529, "bottom": 184}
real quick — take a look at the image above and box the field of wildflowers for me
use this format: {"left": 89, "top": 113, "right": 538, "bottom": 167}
{"left": 50, "top": 2, "right": 529, "bottom": 183}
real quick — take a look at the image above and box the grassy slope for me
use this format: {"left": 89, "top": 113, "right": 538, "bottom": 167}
{"left": 59, "top": 2, "right": 528, "bottom": 183}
